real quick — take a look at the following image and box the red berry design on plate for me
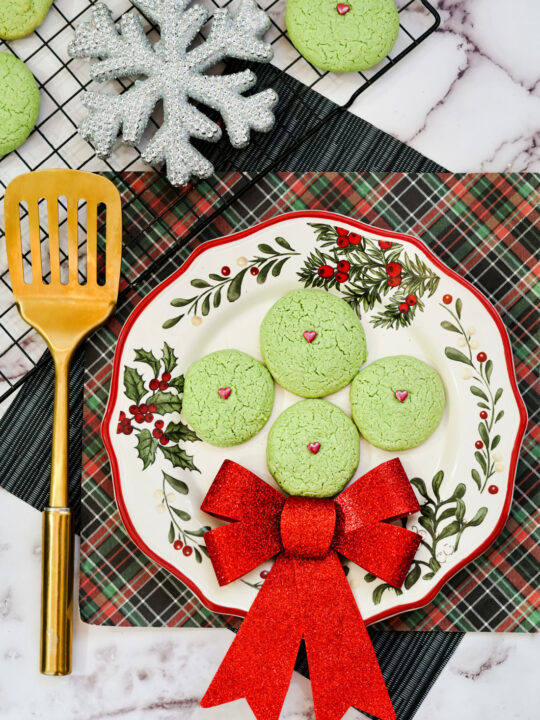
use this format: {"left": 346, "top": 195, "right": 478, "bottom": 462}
{"left": 318, "top": 264, "right": 334, "bottom": 279}
{"left": 477, "top": 352, "right": 487, "bottom": 363}
{"left": 160, "top": 435, "right": 170, "bottom": 445}
{"left": 406, "top": 294, "right": 417, "bottom": 306}
{"left": 336, "top": 226, "right": 349, "bottom": 236}
{"left": 129, "top": 404, "right": 138, "bottom": 415}
{"left": 260, "top": 570, "right": 269, "bottom": 579}
{"left": 378, "top": 240, "right": 392, "bottom": 250}
{"left": 488, "top": 485, "right": 499, "bottom": 495}
{"left": 221, "top": 265, "right": 231, "bottom": 276}
{"left": 348, "top": 232, "right": 362, "bottom": 245}
{"left": 335, "top": 271, "right": 349, "bottom": 283}
{"left": 386, "top": 262, "right": 402, "bottom": 277}
{"left": 336, "top": 237, "right": 349, "bottom": 248}
{"left": 159, "top": 380, "right": 169, "bottom": 390}
{"left": 442, "top": 294, "right": 453, "bottom": 304}
{"left": 117, "top": 423, "right": 123, "bottom": 434}
{"left": 337, "top": 260, "right": 350, "bottom": 272}
{"left": 480, "top": 411, "right": 488, "bottom": 419}
{"left": 162, "top": 372, "right": 172, "bottom": 382}
{"left": 145, "top": 413, "right": 153, "bottom": 422}
{"left": 139, "top": 404, "right": 147, "bottom": 413}
{"left": 153, "top": 428, "right": 163, "bottom": 439}
{"left": 182, "top": 546, "right": 193, "bottom": 556}
{"left": 124, "top": 425, "right": 133, "bottom": 435}
{"left": 135, "top": 413, "right": 144, "bottom": 423}
{"left": 250, "top": 267, "right": 259, "bottom": 276}
{"left": 119, "top": 411, "right": 126, "bottom": 420}
{"left": 173, "top": 539, "right": 183, "bottom": 550}
{"left": 475, "top": 440, "right": 483, "bottom": 449}
{"left": 398, "top": 302, "right": 409, "bottom": 314}
{"left": 149, "top": 403, "right": 157, "bottom": 413}
{"left": 155, "top": 419, "right": 164, "bottom": 429}
{"left": 387, "top": 275, "right": 401, "bottom": 287}
{"left": 149, "top": 379, "right": 159, "bottom": 390}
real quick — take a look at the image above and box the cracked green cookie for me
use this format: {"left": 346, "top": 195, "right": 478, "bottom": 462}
{"left": 286, "top": 0, "right": 399, "bottom": 73}
{"left": 350, "top": 355, "right": 446, "bottom": 451}
{"left": 0, "top": 0, "right": 54, "bottom": 40}
{"left": 267, "top": 399, "right": 360, "bottom": 497}
{"left": 0, "top": 53, "right": 40, "bottom": 157}
{"left": 182, "top": 349, "right": 274, "bottom": 447}
{"left": 260, "top": 288, "right": 367, "bottom": 398}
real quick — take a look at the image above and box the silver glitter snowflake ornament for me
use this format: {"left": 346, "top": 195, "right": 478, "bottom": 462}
{"left": 68, "top": 0, "right": 278, "bottom": 185}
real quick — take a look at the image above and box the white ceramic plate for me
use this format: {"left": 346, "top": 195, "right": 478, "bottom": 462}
{"left": 102, "top": 211, "right": 527, "bottom": 622}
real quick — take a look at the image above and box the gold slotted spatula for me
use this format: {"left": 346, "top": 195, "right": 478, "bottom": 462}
{"left": 4, "top": 170, "right": 122, "bottom": 675}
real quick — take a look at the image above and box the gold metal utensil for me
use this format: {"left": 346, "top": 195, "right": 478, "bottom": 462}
{"left": 4, "top": 170, "right": 122, "bottom": 675}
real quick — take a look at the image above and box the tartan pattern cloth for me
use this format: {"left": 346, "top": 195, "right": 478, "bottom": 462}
{"left": 81, "top": 171, "right": 539, "bottom": 632}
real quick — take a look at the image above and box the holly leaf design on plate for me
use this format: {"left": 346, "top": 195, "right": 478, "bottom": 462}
{"left": 159, "top": 444, "right": 199, "bottom": 471}
{"left": 134, "top": 348, "right": 160, "bottom": 378}
{"left": 123, "top": 366, "right": 146, "bottom": 404}
{"left": 163, "top": 471, "right": 189, "bottom": 495}
{"left": 169, "top": 375, "right": 185, "bottom": 393}
{"left": 136, "top": 429, "right": 158, "bottom": 469}
{"left": 146, "top": 391, "right": 182, "bottom": 415}
{"left": 165, "top": 420, "right": 199, "bottom": 443}
{"left": 162, "top": 342, "right": 177, "bottom": 374}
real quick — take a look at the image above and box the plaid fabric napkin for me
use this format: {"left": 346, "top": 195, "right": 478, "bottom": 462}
{"left": 79, "top": 172, "right": 538, "bottom": 634}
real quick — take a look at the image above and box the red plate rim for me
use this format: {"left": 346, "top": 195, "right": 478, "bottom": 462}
{"left": 101, "top": 210, "right": 528, "bottom": 623}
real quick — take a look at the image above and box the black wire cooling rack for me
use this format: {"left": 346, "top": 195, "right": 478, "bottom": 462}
{"left": 0, "top": 0, "right": 440, "bottom": 403}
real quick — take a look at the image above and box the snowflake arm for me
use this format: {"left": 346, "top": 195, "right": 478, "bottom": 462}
{"left": 68, "top": 3, "right": 154, "bottom": 81}
{"left": 189, "top": 70, "right": 277, "bottom": 148}
{"left": 187, "top": 1, "right": 273, "bottom": 72}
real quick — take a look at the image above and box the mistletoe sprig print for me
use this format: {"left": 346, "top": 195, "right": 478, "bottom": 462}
{"left": 440, "top": 295, "right": 504, "bottom": 493}
{"left": 164, "top": 237, "right": 300, "bottom": 328}
{"left": 297, "top": 223, "right": 440, "bottom": 330}
{"left": 161, "top": 471, "right": 210, "bottom": 563}
{"left": 119, "top": 343, "right": 200, "bottom": 473}
{"left": 365, "top": 470, "right": 488, "bottom": 604}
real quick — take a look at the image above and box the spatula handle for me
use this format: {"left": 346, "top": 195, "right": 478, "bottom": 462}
{"left": 40, "top": 508, "right": 73, "bottom": 675}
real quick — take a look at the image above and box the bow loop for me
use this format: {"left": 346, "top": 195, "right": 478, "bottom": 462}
{"left": 201, "top": 461, "right": 285, "bottom": 585}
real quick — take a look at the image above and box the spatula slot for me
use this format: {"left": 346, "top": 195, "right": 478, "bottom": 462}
{"left": 17, "top": 202, "right": 34, "bottom": 285}
{"left": 77, "top": 200, "right": 88, "bottom": 285}
{"left": 96, "top": 202, "right": 107, "bottom": 287}
{"left": 56, "top": 196, "right": 70, "bottom": 286}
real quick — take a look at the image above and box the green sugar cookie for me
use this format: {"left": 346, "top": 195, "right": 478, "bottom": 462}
{"left": 182, "top": 349, "right": 274, "bottom": 447}
{"left": 260, "top": 288, "right": 367, "bottom": 398}
{"left": 0, "top": 53, "right": 40, "bottom": 157}
{"left": 286, "top": 0, "right": 399, "bottom": 73}
{"left": 0, "top": 0, "right": 54, "bottom": 40}
{"left": 350, "top": 355, "right": 446, "bottom": 451}
{"left": 267, "top": 399, "right": 360, "bottom": 498}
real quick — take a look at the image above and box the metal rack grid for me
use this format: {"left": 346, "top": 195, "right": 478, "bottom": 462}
{"left": 0, "top": 0, "right": 440, "bottom": 403}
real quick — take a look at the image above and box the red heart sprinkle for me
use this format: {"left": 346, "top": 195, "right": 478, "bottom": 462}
{"left": 218, "top": 387, "right": 232, "bottom": 399}
{"left": 395, "top": 390, "right": 408, "bottom": 403}
{"left": 336, "top": 3, "right": 350, "bottom": 15}
{"left": 304, "top": 330, "right": 317, "bottom": 343}
{"left": 308, "top": 442, "right": 321, "bottom": 454}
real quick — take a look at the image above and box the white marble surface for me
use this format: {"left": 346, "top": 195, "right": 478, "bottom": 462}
{"left": 0, "top": 488, "right": 538, "bottom": 720}
{"left": 1, "top": 1, "right": 539, "bottom": 719}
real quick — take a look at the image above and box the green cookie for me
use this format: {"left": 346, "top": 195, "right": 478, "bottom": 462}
{"left": 267, "top": 399, "right": 360, "bottom": 498}
{"left": 182, "top": 349, "right": 274, "bottom": 447}
{"left": 0, "top": 0, "right": 54, "bottom": 40}
{"left": 286, "top": 0, "right": 399, "bottom": 73}
{"left": 0, "top": 53, "right": 40, "bottom": 157}
{"left": 260, "top": 289, "right": 367, "bottom": 398}
{"left": 350, "top": 355, "right": 446, "bottom": 451}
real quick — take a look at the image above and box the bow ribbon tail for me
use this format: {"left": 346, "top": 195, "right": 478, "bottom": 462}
{"left": 299, "top": 552, "right": 396, "bottom": 720}
{"left": 201, "top": 554, "right": 304, "bottom": 720}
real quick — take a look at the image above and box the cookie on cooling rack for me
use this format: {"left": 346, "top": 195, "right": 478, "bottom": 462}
{"left": 286, "top": 0, "right": 400, "bottom": 73}
{"left": 0, "top": 53, "right": 40, "bottom": 157}
{"left": 0, "top": 0, "right": 54, "bottom": 40}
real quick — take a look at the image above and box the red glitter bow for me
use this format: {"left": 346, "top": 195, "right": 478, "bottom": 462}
{"left": 200, "top": 459, "right": 421, "bottom": 720}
